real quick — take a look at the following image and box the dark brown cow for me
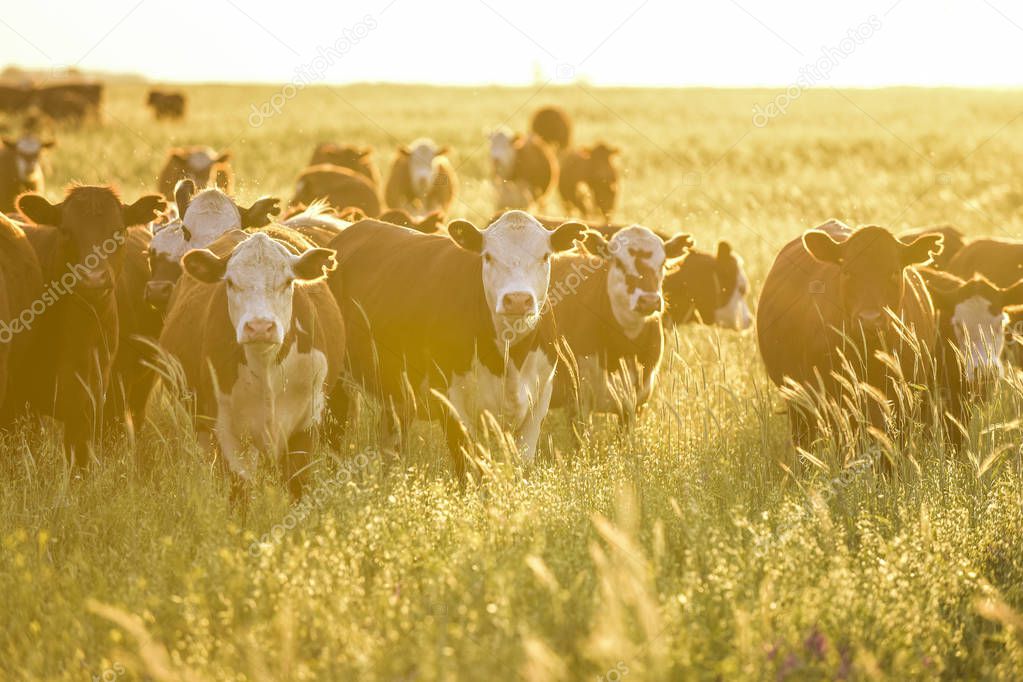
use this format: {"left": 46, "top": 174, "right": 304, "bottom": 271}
{"left": 377, "top": 208, "right": 444, "bottom": 233}
{"left": 35, "top": 83, "right": 103, "bottom": 123}
{"left": 757, "top": 220, "right": 942, "bottom": 448}
{"left": 292, "top": 164, "right": 381, "bottom": 217}
{"left": 549, "top": 226, "right": 691, "bottom": 432}
{"left": 309, "top": 143, "right": 381, "bottom": 188}
{"left": 0, "top": 84, "right": 33, "bottom": 113}
{"left": 147, "top": 90, "right": 186, "bottom": 119}
{"left": 16, "top": 186, "right": 164, "bottom": 465}
{"left": 156, "top": 146, "right": 233, "bottom": 199}
{"left": 384, "top": 139, "right": 457, "bottom": 217}
{"left": 490, "top": 129, "right": 558, "bottom": 211}
{"left": 0, "top": 213, "right": 44, "bottom": 422}
{"left": 530, "top": 106, "right": 572, "bottom": 150}
{"left": 158, "top": 226, "right": 343, "bottom": 495}
{"left": 0, "top": 133, "right": 55, "bottom": 212}
{"left": 559, "top": 144, "right": 619, "bottom": 222}
{"left": 327, "top": 211, "right": 584, "bottom": 480}
{"left": 899, "top": 225, "right": 966, "bottom": 269}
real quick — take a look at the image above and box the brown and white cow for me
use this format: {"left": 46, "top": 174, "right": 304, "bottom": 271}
{"left": 158, "top": 227, "right": 343, "bottom": 495}
{"left": 757, "top": 220, "right": 943, "bottom": 448}
{"left": 384, "top": 139, "right": 457, "bottom": 217}
{"left": 549, "top": 226, "right": 691, "bottom": 431}
{"left": 147, "top": 90, "right": 186, "bottom": 119}
{"left": 0, "top": 213, "right": 44, "bottom": 423}
{"left": 490, "top": 128, "right": 558, "bottom": 212}
{"left": 309, "top": 143, "right": 381, "bottom": 189}
{"left": 559, "top": 144, "right": 619, "bottom": 222}
{"left": 327, "top": 210, "right": 584, "bottom": 480}
{"left": 291, "top": 164, "right": 381, "bottom": 217}
{"left": 530, "top": 106, "right": 572, "bottom": 150}
{"left": 156, "top": 146, "right": 233, "bottom": 199}
{"left": 145, "top": 181, "right": 280, "bottom": 311}
{"left": 0, "top": 133, "right": 55, "bottom": 212}
{"left": 16, "top": 186, "right": 165, "bottom": 465}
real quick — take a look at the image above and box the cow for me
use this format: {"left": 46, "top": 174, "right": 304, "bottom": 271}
{"left": 548, "top": 226, "right": 691, "bottom": 435}
{"left": 0, "top": 213, "right": 44, "bottom": 423}
{"left": 377, "top": 208, "right": 444, "bottom": 233}
{"left": 309, "top": 143, "right": 381, "bottom": 188}
{"left": 0, "top": 133, "right": 55, "bottom": 212}
{"left": 15, "top": 186, "right": 165, "bottom": 466}
{"left": 0, "top": 84, "right": 32, "bottom": 113}
{"left": 530, "top": 106, "right": 572, "bottom": 150}
{"left": 279, "top": 200, "right": 352, "bottom": 246}
{"left": 156, "top": 146, "right": 233, "bottom": 199}
{"left": 558, "top": 144, "right": 619, "bottom": 222}
{"left": 490, "top": 128, "right": 558, "bottom": 212}
{"left": 291, "top": 164, "right": 381, "bottom": 217}
{"left": 757, "top": 220, "right": 943, "bottom": 450}
{"left": 158, "top": 227, "right": 343, "bottom": 496}
{"left": 145, "top": 180, "right": 281, "bottom": 311}
{"left": 384, "top": 139, "right": 457, "bottom": 217}
{"left": 147, "top": 90, "right": 186, "bottom": 119}
{"left": 900, "top": 225, "right": 966, "bottom": 269}
{"left": 34, "top": 82, "right": 103, "bottom": 123}
{"left": 327, "top": 211, "right": 585, "bottom": 480}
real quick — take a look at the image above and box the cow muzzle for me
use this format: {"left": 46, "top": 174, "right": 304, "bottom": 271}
{"left": 144, "top": 280, "right": 174, "bottom": 309}
{"left": 240, "top": 317, "right": 281, "bottom": 345}
{"left": 635, "top": 293, "right": 662, "bottom": 316}
{"left": 499, "top": 292, "right": 537, "bottom": 317}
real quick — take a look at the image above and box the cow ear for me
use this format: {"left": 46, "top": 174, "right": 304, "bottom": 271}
{"left": 717, "top": 240, "right": 733, "bottom": 261}
{"left": 359, "top": 146, "right": 373, "bottom": 158}
{"left": 2, "top": 137, "right": 16, "bottom": 149}
{"left": 1001, "top": 279, "right": 1023, "bottom": 307}
{"left": 398, "top": 145, "right": 411, "bottom": 156}
{"left": 448, "top": 219, "right": 484, "bottom": 253}
{"left": 551, "top": 221, "right": 587, "bottom": 253}
{"left": 435, "top": 145, "right": 450, "bottom": 156}
{"left": 901, "top": 232, "right": 944, "bottom": 267}
{"left": 214, "top": 151, "right": 231, "bottom": 164}
{"left": 417, "top": 211, "right": 443, "bottom": 233}
{"left": 292, "top": 247, "right": 337, "bottom": 281}
{"left": 170, "top": 148, "right": 188, "bottom": 162}
{"left": 213, "top": 166, "right": 231, "bottom": 191}
{"left": 338, "top": 207, "right": 368, "bottom": 222}
{"left": 123, "top": 194, "right": 167, "bottom": 226}
{"left": 239, "top": 197, "right": 281, "bottom": 228}
{"left": 664, "top": 233, "right": 694, "bottom": 259}
{"left": 581, "top": 230, "right": 611, "bottom": 259}
{"left": 182, "top": 249, "right": 227, "bottom": 283}
{"left": 803, "top": 230, "right": 844, "bottom": 264}
{"left": 41, "top": 139, "right": 56, "bottom": 149}
{"left": 16, "top": 193, "right": 61, "bottom": 226}
{"left": 174, "top": 178, "right": 195, "bottom": 216}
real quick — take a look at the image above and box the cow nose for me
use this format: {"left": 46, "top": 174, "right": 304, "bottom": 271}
{"left": 636, "top": 293, "right": 662, "bottom": 315}
{"left": 858, "top": 309, "right": 883, "bottom": 326}
{"left": 242, "top": 318, "right": 278, "bottom": 343}
{"left": 501, "top": 292, "right": 535, "bottom": 316}
{"left": 144, "top": 280, "right": 174, "bottom": 306}
{"left": 78, "top": 270, "right": 111, "bottom": 290}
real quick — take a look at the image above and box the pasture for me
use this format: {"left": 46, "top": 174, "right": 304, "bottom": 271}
{"left": 4, "top": 82, "right": 1023, "bottom": 680}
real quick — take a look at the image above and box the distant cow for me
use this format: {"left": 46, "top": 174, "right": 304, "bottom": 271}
{"left": 309, "top": 143, "right": 381, "bottom": 188}
{"left": 0, "top": 84, "right": 32, "bottom": 113}
{"left": 900, "top": 225, "right": 966, "bottom": 269}
{"left": 0, "top": 133, "right": 55, "bottom": 212}
{"left": 158, "top": 227, "right": 344, "bottom": 495}
{"left": 757, "top": 220, "right": 943, "bottom": 448}
{"left": 549, "top": 226, "right": 691, "bottom": 432}
{"left": 291, "top": 164, "right": 381, "bottom": 217}
{"left": 145, "top": 181, "right": 281, "bottom": 311}
{"left": 489, "top": 128, "right": 557, "bottom": 211}
{"left": 34, "top": 82, "right": 103, "bottom": 123}
{"left": 16, "top": 186, "right": 164, "bottom": 465}
{"left": 559, "top": 143, "right": 619, "bottom": 222}
{"left": 378, "top": 208, "right": 444, "bottom": 233}
{"left": 156, "top": 146, "right": 233, "bottom": 199}
{"left": 279, "top": 200, "right": 352, "bottom": 246}
{"left": 384, "top": 139, "right": 457, "bottom": 217}
{"left": 530, "top": 106, "right": 572, "bottom": 150}
{"left": 147, "top": 90, "right": 186, "bottom": 119}
{"left": 0, "top": 213, "right": 44, "bottom": 423}
{"left": 327, "top": 211, "right": 585, "bottom": 480}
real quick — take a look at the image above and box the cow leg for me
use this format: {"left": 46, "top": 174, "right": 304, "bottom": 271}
{"left": 284, "top": 428, "right": 315, "bottom": 499}
{"left": 518, "top": 369, "right": 556, "bottom": 466}
{"left": 444, "top": 415, "right": 470, "bottom": 486}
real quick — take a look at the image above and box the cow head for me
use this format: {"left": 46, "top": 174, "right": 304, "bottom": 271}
{"left": 400, "top": 139, "right": 449, "bottom": 198}
{"left": 488, "top": 127, "right": 518, "bottom": 179}
{"left": 310, "top": 143, "right": 374, "bottom": 178}
{"left": 3, "top": 134, "right": 55, "bottom": 187}
{"left": 168, "top": 146, "right": 231, "bottom": 188}
{"left": 448, "top": 210, "right": 585, "bottom": 343}
{"left": 712, "top": 241, "right": 753, "bottom": 330}
{"left": 146, "top": 218, "right": 187, "bottom": 309}
{"left": 803, "top": 223, "right": 942, "bottom": 332}
{"left": 182, "top": 232, "right": 336, "bottom": 346}
{"left": 584, "top": 226, "right": 692, "bottom": 333}
{"left": 923, "top": 269, "right": 1023, "bottom": 381}
{"left": 18, "top": 186, "right": 164, "bottom": 297}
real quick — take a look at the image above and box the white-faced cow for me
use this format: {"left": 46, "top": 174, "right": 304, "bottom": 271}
{"left": 158, "top": 227, "right": 344, "bottom": 496}
{"left": 0, "top": 133, "right": 55, "bottom": 212}
{"left": 489, "top": 128, "right": 558, "bottom": 212}
{"left": 384, "top": 139, "right": 457, "bottom": 217}
{"left": 327, "top": 210, "right": 584, "bottom": 480}
{"left": 156, "top": 146, "right": 233, "bottom": 199}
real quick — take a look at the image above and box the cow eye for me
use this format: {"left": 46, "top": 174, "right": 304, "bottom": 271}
{"left": 483, "top": 253, "right": 493, "bottom": 264}
{"left": 542, "top": 253, "right": 550, "bottom": 263}
{"left": 225, "top": 278, "right": 237, "bottom": 290}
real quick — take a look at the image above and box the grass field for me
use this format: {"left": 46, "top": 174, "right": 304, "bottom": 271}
{"left": 4, "top": 82, "right": 1023, "bottom": 680}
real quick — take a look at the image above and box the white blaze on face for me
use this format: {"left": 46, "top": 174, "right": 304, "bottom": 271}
{"left": 481, "top": 211, "right": 556, "bottom": 340}
{"left": 606, "top": 226, "right": 668, "bottom": 338}
{"left": 151, "top": 219, "right": 188, "bottom": 263}
{"left": 223, "top": 233, "right": 299, "bottom": 346}
{"left": 489, "top": 128, "right": 516, "bottom": 179}
{"left": 14, "top": 136, "right": 42, "bottom": 182}
{"left": 715, "top": 258, "right": 753, "bottom": 330}
{"left": 182, "top": 189, "right": 242, "bottom": 249}
{"left": 407, "top": 139, "right": 441, "bottom": 197}
{"left": 187, "top": 148, "right": 217, "bottom": 173}
{"left": 951, "top": 295, "right": 1007, "bottom": 380}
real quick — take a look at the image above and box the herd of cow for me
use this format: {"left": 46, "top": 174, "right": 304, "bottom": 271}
{"left": 0, "top": 95, "right": 1017, "bottom": 495}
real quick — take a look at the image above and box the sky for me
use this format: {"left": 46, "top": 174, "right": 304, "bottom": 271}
{"left": 3, "top": 0, "right": 1023, "bottom": 87}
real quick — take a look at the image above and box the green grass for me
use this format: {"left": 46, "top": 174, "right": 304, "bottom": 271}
{"left": 4, "top": 83, "right": 1023, "bottom": 680}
